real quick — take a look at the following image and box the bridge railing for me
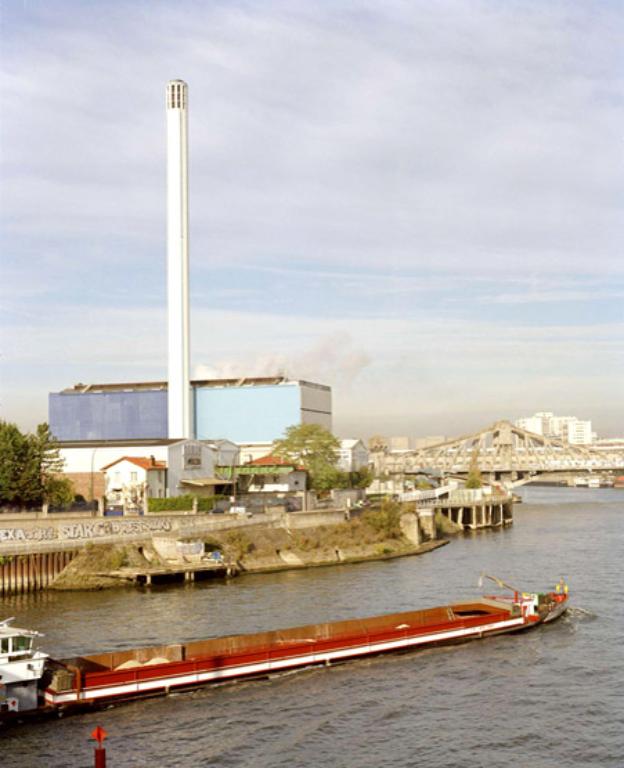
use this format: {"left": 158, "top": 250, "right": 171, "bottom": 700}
{"left": 397, "top": 485, "right": 454, "bottom": 503}
{"left": 384, "top": 458, "right": 623, "bottom": 473}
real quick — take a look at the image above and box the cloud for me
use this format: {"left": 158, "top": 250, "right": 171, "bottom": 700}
{"left": 194, "top": 332, "right": 370, "bottom": 386}
{"left": 1, "top": 1, "right": 622, "bottom": 438}
{"left": 3, "top": 298, "right": 620, "bottom": 433}
{"left": 2, "top": 1, "right": 623, "bottom": 276}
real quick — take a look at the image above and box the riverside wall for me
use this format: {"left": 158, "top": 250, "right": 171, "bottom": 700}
{"left": 0, "top": 509, "right": 350, "bottom": 558}
{"left": 0, "top": 507, "right": 437, "bottom": 595}
{"left": 0, "top": 551, "right": 78, "bottom": 595}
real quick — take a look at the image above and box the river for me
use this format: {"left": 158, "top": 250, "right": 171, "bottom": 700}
{"left": 2, "top": 487, "right": 623, "bottom": 767}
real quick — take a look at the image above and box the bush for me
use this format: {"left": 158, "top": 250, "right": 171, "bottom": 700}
{"left": 225, "top": 531, "right": 254, "bottom": 560}
{"left": 363, "top": 498, "right": 403, "bottom": 538}
{"left": 350, "top": 468, "right": 374, "bottom": 489}
{"left": 109, "top": 548, "right": 129, "bottom": 570}
{"left": 435, "top": 510, "right": 463, "bottom": 535}
{"left": 45, "top": 476, "right": 75, "bottom": 507}
{"left": 148, "top": 495, "right": 222, "bottom": 512}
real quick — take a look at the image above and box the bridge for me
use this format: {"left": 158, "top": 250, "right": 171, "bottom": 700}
{"left": 372, "top": 420, "right": 624, "bottom": 484}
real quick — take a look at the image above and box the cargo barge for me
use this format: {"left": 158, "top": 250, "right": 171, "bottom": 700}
{"left": 1, "top": 577, "right": 568, "bottom": 724}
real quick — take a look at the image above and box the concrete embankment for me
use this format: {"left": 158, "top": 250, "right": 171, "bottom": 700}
{"left": 4, "top": 508, "right": 440, "bottom": 591}
{"left": 0, "top": 504, "right": 449, "bottom": 593}
{"left": 49, "top": 531, "right": 448, "bottom": 590}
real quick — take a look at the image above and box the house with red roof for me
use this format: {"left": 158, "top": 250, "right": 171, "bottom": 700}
{"left": 101, "top": 456, "right": 167, "bottom": 508}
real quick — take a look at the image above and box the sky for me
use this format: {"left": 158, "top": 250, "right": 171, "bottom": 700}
{"left": 1, "top": 0, "right": 623, "bottom": 439}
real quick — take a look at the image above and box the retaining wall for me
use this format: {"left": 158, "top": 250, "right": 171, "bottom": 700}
{"left": 283, "top": 510, "right": 348, "bottom": 529}
{"left": 0, "top": 513, "right": 288, "bottom": 557}
{"left": 0, "top": 551, "right": 78, "bottom": 595}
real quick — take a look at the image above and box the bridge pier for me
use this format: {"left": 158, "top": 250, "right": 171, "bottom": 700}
{"left": 418, "top": 508, "right": 436, "bottom": 540}
{"left": 503, "top": 502, "right": 513, "bottom": 525}
{"left": 469, "top": 506, "right": 476, "bottom": 530}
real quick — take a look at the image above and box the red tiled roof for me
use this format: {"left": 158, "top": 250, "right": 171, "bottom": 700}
{"left": 100, "top": 456, "right": 167, "bottom": 471}
{"left": 247, "top": 455, "right": 305, "bottom": 470}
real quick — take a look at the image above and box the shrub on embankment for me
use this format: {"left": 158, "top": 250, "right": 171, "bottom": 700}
{"left": 435, "top": 510, "right": 463, "bottom": 535}
{"left": 361, "top": 498, "right": 403, "bottom": 538}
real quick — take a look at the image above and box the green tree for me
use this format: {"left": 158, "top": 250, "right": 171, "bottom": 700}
{"left": 44, "top": 475, "right": 75, "bottom": 507}
{"left": 0, "top": 421, "right": 74, "bottom": 508}
{"left": 273, "top": 424, "right": 340, "bottom": 492}
{"left": 0, "top": 421, "right": 30, "bottom": 505}
{"left": 363, "top": 498, "right": 403, "bottom": 538}
{"left": 465, "top": 447, "right": 483, "bottom": 489}
{"left": 319, "top": 467, "right": 350, "bottom": 491}
{"left": 350, "top": 467, "right": 374, "bottom": 490}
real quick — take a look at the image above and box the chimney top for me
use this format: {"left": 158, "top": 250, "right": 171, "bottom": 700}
{"left": 166, "top": 80, "right": 187, "bottom": 110}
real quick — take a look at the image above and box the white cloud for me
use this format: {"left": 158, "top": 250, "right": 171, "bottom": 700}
{"left": 194, "top": 331, "right": 371, "bottom": 386}
{"left": 2, "top": 300, "right": 621, "bottom": 434}
{"left": 1, "top": 1, "right": 622, "bottom": 438}
{"left": 2, "top": 1, "right": 623, "bottom": 274}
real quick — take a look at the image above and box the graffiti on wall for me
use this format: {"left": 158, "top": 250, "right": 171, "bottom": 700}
{"left": 0, "top": 518, "right": 172, "bottom": 544}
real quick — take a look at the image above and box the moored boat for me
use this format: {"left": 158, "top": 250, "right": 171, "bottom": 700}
{"left": 1, "top": 577, "right": 568, "bottom": 724}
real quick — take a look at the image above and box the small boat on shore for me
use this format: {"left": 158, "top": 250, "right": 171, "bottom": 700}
{"left": 1, "top": 576, "right": 568, "bottom": 724}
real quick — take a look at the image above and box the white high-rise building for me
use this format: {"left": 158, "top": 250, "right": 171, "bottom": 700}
{"left": 562, "top": 420, "right": 594, "bottom": 445}
{"left": 166, "top": 80, "right": 191, "bottom": 439}
{"left": 515, "top": 412, "right": 594, "bottom": 445}
{"left": 516, "top": 416, "right": 546, "bottom": 435}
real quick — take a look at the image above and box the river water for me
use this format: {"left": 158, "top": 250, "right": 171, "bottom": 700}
{"left": 2, "top": 487, "right": 623, "bottom": 767}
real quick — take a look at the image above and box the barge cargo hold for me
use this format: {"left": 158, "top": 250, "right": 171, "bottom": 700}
{"left": 1, "top": 581, "right": 568, "bottom": 723}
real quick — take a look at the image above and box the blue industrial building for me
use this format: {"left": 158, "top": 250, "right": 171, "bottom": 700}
{"left": 196, "top": 383, "right": 301, "bottom": 443}
{"left": 49, "top": 377, "right": 332, "bottom": 444}
{"left": 49, "top": 388, "right": 168, "bottom": 441}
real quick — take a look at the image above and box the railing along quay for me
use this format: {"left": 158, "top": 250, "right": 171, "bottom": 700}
{"left": 420, "top": 493, "right": 512, "bottom": 508}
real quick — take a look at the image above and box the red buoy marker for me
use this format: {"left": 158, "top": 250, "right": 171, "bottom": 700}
{"left": 91, "top": 726, "right": 108, "bottom": 768}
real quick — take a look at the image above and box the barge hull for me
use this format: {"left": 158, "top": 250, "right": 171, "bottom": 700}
{"left": 45, "top": 601, "right": 540, "bottom": 707}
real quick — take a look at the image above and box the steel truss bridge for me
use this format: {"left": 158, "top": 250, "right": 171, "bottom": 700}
{"left": 373, "top": 421, "right": 624, "bottom": 483}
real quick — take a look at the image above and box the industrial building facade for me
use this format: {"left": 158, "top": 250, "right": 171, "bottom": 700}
{"left": 49, "top": 377, "right": 332, "bottom": 444}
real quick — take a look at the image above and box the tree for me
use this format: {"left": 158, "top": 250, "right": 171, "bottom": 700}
{"left": 310, "top": 465, "right": 347, "bottom": 493}
{"left": 465, "top": 447, "right": 483, "bottom": 489}
{"left": 44, "top": 475, "right": 75, "bottom": 508}
{"left": 273, "top": 424, "right": 341, "bottom": 492}
{"left": 363, "top": 498, "right": 403, "bottom": 538}
{"left": 0, "top": 421, "right": 74, "bottom": 508}
{"left": 0, "top": 421, "right": 30, "bottom": 505}
{"left": 350, "top": 467, "right": 374, "bottom": 489}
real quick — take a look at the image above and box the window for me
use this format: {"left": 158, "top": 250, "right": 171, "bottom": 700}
{"left": 1, "top": 638, "right": 9, "bottom": 654}
{"left": 184, "top": 443, "right": 202, "bottom": 468}
{"left": 130, "top": 472, "right": 138, "bottom": 483}
{"left": 12, "top": 636, "right": 31, "bottom": 653}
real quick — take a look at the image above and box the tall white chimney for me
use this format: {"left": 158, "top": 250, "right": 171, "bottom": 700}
{"left": 166, "top": 79, "right": 191, "bottom": 439}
